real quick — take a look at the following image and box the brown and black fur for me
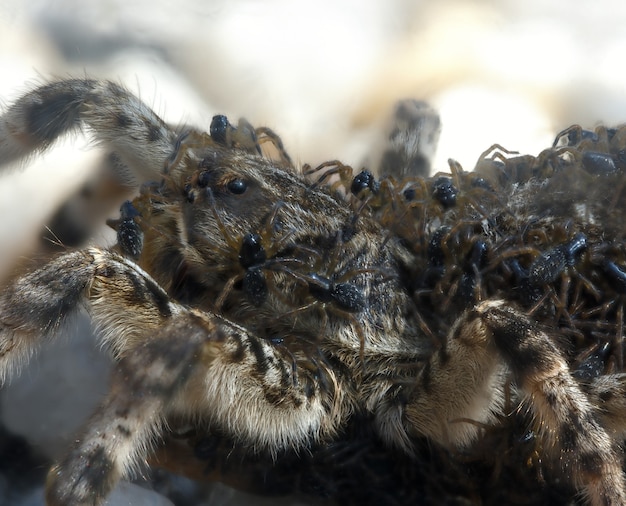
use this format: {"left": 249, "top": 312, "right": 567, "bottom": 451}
{"left": 1, "top": 79, "right": 626, "bottom": 505}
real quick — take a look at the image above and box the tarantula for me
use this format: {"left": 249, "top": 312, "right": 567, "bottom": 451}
{"left": 1, "top": 79, "right": 626, "bottom": 506}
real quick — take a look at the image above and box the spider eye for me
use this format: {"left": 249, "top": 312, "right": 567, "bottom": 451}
{"left": 227, "top": 179, "right": 248, "bottom": 194}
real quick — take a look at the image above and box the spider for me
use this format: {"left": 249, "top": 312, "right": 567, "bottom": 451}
{"left": 1, "top": 79, "right": 626, "bottom": 506}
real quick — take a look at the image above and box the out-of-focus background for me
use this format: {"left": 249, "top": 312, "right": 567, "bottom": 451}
{"left": 1, "top": 1, "right": 626, "bottom": 504}
{"left": 2, "top": 0, "right": 626, "bottom": 274}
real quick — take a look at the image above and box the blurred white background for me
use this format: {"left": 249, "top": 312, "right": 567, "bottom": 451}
{"left": 1, "top": 0, "right": 626, "bottom": 270}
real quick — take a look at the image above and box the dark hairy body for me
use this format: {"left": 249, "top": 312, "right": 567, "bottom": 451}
{"left": 1, "top": 80, "right": 626, "bottom": 505}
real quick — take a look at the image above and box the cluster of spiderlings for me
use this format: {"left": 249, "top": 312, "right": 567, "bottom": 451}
{"left": 127, "top": 112, "right": 626, "bottom": 503}
{"left": 473, "top": 125, "right": 626, "bottom": 189}
{"left": 307, "top": 159, "right": 504, "bottom": 342}
{"left": 112, "top": 114, "right": 332, "bottom": 359}
{"left": 152, "top": 119, "right": 626, "bottom": 505}
{"left": 139, "top": 115, "right": 626, "bottom": 380}
{"left": 176, "top": 132, "right": 372, "bottom": 358}
{"left": 304, "top": 124, "right": 626, "bottom": 368}
{"left": 491, "top": 130, "right": 626, "bottom": 371}
{"left": 305, "top": 125, "right": 626, "bottom": 502}
{"left": 337, "top": 124, "right": 626, "bottom": 373}
{"left": 553, "top": 124, "right": 626, "bottom": 175}
{"left": 180, "top": 116, "right": 370, "bottom": 384}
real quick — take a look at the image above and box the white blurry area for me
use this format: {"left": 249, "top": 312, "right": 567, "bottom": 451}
{"left": 0, "top": 0, "right": 626, "bottom": 505}
{"left": 1, "top": 0, "right": 626, "bottom": 272}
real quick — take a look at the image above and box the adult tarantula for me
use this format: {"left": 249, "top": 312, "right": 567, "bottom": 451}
{"left": 1, "top": 79, "right": 626, "bottom": 506}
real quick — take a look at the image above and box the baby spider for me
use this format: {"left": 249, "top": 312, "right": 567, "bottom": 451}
{"left": 210, "top": 200, "right": 308, "bottom": 309}
{"left": 2, "top": 79, "right": 626, "bottom": 506}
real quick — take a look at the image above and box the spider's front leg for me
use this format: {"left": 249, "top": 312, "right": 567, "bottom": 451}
{"left": 474, "top": 300, "right": 626, "bottom": 506}
{"left": 0, "top": 249, "right": 177, "bottom": 377}
{"left": 0, "top": 249, "right": 347, "bottom": 506}
{"left": 389, "top": 299, "right": 626, "bottom": 506}
{"left": 46, "top": 313, "right": 220, "bottom": 506}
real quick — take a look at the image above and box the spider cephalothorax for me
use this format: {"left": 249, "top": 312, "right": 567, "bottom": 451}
{"left": 1, "top": 79, "right": 626, "bottom": 506}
